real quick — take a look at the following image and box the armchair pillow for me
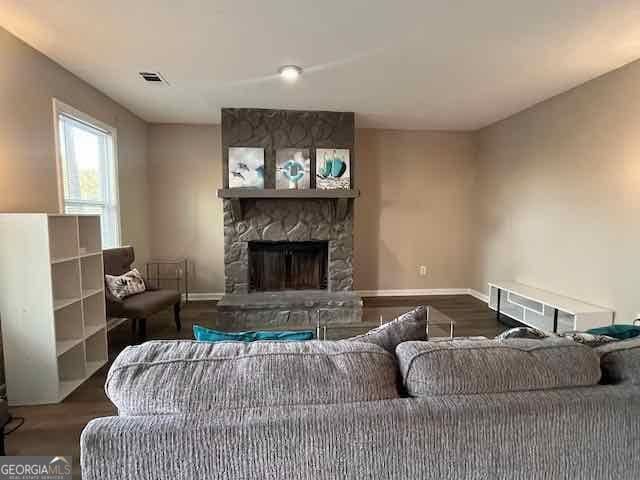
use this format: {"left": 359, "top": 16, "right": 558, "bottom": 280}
{"left": 105, "top": 268, "right": 146, "bottom": 300}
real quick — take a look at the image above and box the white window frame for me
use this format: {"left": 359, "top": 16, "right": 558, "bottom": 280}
{"left": 52, "top": 98, "right": 122, "bottom": 247}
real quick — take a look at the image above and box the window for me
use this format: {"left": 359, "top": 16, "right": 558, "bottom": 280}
{"left": 54, "top": 99, "right": 120, "bottom": 248}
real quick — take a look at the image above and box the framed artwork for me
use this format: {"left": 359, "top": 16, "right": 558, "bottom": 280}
{"left": 276, "top": 148, "right": 310, "bottom": 189}
{"left": 228, "top": 147, "right": 265, "bottom": 188}
{"left": 315, "top": 148, "right": 350, "bottom": 189}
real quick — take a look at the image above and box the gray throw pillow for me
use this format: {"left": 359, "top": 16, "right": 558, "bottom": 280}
{"left": 344, "top": 306, "right": 427, "bottom": 353}
{"left": 560, "top": 331, "right": 617, "bottom": 348}
{"left": 495, "top": 327, "right": 616, "bottom": 348}
{"left": 495, "top": 326, "right": 549, "bottom": 340}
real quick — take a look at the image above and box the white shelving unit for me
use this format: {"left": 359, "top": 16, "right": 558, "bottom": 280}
{"left": 0, "top": 214, "right": 108, "bottom": 406}
{"left": 488, "top": 281, "right": 614, "bottom": 334}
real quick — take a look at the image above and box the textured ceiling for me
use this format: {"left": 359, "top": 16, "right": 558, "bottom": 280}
{"left": 2, "top": 0, "right": 640, "bottom": 129}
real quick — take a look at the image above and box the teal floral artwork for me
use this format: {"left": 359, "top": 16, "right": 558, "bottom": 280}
{"left": 229, "top": 147, "right": 264, "bottom": 188}
{"left": 276, "top": 149, "right": 310, "bottom": 189}
{"left": 316, "top": 148, "right": 350, "bottom": 189}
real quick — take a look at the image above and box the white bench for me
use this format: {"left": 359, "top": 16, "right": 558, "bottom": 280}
{"left": 488, "top": 281, "right": 614, "bottom": 333}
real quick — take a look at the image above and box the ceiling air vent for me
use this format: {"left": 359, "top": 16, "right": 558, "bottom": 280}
{"left": 139, "top": 72, "right": 168, "bottom": 84}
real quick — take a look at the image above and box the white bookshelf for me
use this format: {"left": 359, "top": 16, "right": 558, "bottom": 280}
{"left": 0, "top": 214, "right": 108, "bottom": 406}
{"left": 488, "top": 281, "right": 614, "bottom": 334}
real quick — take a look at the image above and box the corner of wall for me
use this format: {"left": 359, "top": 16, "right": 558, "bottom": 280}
{"left": 466, "top": 126, "right": 488, "bottom": 294}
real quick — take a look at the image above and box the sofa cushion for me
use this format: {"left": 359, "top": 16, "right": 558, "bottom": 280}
{"left": 106, "top": 340, "right": 399, "bottom": 415}
{"left": 595, "top": 337, "right": 640, "bottom": 385}
{"left": 344, "top": 306, "right": 427, "bottom": 352}
{"left": 396, "top": 337, "right": 601, "bottom": 397}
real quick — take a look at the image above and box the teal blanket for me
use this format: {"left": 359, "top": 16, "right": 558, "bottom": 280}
{"left": 587, "top": 324, "right": 640, "bottom": 340}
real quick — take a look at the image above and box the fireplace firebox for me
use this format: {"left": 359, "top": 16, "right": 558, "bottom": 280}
{"left": 248, "top": 241, "right": 328, "bottom": 292}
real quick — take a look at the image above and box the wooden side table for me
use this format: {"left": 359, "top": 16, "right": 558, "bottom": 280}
{"left": 145, "top": 258, "right": 189, "bottom": 303}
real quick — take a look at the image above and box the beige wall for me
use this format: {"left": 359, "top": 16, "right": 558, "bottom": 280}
{"left": 355, "top": 129, "right": 476, "bottom": 290}
{"left": 472, "top": 59, "right": 640, "bottom": 322}
{"left": 0, "top": 27, "right": 151, "bottom": 263}
{"left": 146, "top": 126, "right": 477, "bottom": 293}
{"left": 147, "top": 124, "right": 225, "bottom": 293}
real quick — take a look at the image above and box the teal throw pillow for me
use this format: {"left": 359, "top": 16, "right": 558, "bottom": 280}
{"left": 193, "top": 324, "right": 313, "bottom": 343}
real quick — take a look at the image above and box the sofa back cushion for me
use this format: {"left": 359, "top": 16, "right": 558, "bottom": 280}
{"left": 595, "top": 337, "right": 640, "bottom": 385}
{"left": 106, "top": 340, "right": 399, "bottom": 415}
{"left": 396, "top": 337, "right": 601, "bottom": 396}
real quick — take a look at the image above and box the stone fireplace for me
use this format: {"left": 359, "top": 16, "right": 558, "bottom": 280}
{"left": 217, "top": 108, "right": 362, "bottom": 328}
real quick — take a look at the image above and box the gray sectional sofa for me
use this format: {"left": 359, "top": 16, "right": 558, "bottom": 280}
{"left": 81, "top": 336, "right": 640, "bottom": 479}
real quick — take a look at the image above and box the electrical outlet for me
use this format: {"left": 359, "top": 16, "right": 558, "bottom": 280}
{"left": 419, "top": 265, "right": 427, "bottom": 277}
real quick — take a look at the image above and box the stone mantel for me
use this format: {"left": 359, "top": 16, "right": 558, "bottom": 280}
{"left": 217, "top": 188, "right": 359, "bottom": 199}
{"left": 218, "top": 188, "right": 359, "bottom": 221}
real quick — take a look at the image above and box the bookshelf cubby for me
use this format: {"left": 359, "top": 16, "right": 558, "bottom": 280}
{"left": 58, "top": 342, "right": 87, "bottom": 399}
{"left": 58, "top": 342, "right": 86, "bottom": 382}
{"left": 49, "top": 215, "right": 79, "bottom": 262}
{"left": 55, "top": 302, "right": 84, "bottom": 356}
{"left": 0, "top": 214, "right": 108, "bottom": 405}
{"left": 85, "top": 329, "right": 108, "bottom": 377}
{"left": 83, "top": 292, "right": 106, "bottom": 337}
{"left": 81, "top": 254, "right": 104, "bottom": 298}
{"left": 52, "top": 259, "right": 82, "bottom": 310}
{"left": 78, "top": 215, "right": 101, "bottom": 256}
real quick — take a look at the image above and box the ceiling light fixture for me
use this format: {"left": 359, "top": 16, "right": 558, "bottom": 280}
{"left": 278, "top": 65, "right": 303, "bottom": 81}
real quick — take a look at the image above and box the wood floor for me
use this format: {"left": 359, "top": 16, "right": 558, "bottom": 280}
{"left": 5, "top": 294, "right": 504, "bottom": 478}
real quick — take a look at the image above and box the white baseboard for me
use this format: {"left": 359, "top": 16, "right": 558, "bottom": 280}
{"left": 356, "top": 288, "right": 470, "bottom": 297}
{"left": 467, "top": 288, "right": 489, "bottom": 303}
{"left": 183, "top": 289, "right": 487, "bottom": 302}
{"left": 183, "top": 292, "right": 224, "bottom": 302}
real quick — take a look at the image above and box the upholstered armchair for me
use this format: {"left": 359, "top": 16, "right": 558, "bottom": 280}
{"left": 103, "top": 246, "right": 181, "bottom": 342}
